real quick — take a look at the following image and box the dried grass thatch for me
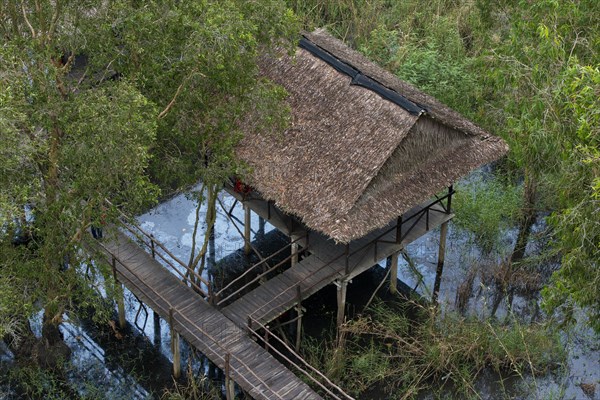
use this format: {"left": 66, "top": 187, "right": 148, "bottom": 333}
{"left": 236, "top": 30, "right": 508, "bottom": 243}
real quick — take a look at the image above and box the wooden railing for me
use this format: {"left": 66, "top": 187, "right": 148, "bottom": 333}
{"left": 247, "top": 314, "right": 355, "bottom": 400}
{"left": 105, "top": 199, "right": 213, "bottom": 302}
{"left": 94, "top": 240, "right": 289, "bottom": 400}
{"left": 214, "top": 233, "right": 309, "bottom": 306}
{"left": 247, "top": 189, "right": 454, "bottom": 323}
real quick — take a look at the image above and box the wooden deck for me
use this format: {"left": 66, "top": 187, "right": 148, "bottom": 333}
{"left": 93, "top": 230, "right": 322, "bottom": 400}
{"left": 222, "top": 198, "right": 453, "bottom": 328}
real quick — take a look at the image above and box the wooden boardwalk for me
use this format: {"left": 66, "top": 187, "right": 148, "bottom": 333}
{"left": 94, "top": 230, "right": 322, "bottom": 400}
{"left": 222, "top": 197, "right": 453, "bottom": 328}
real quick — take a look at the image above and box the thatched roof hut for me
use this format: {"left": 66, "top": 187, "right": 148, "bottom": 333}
{"left": 237, "top": 29, "right": 508, "bottom": 243}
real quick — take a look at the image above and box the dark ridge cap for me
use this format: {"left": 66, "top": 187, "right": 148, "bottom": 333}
{"left": 299, "top": 36, "right": 425, "bottom": 116}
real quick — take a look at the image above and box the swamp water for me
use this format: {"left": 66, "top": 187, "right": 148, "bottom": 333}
{"left": 1, "top": 186, "right": 598, "bottom": 399}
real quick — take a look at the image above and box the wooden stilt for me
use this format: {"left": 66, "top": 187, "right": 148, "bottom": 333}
{"left": 225, "top": 353, "right": 234, "bottom": 400}
{"left": 112, "top": 257, "right": 126, "bottom": 330}
{"left": 169, "top": 309, "right": 181, "bottom": 379}
{"left": 208, "top": 227, "right": 215, "bottom": 268}
{"left": 117, "top": 284, "right": 126, "bottom": 329}
{"left": 336, "top": 280, "right": 348, "bottom": 333}
{"left": 172, "top": 332, "right": 181, "bottom": 378}
{"left": 295, "top": 285, "right": 302, "bottom": 352}
{"left": 227, "top": 379, "right": 235, "bottom": 400}
{"left": 153, "top": 311, "right": 161, "bottom": 346}
{"left": 432, "top": 221, "right": 449, "bottom": 303}
{"left": 244, "top": 204, "right": 251, "bottom": 255}
{"left": 390, "top": 251, "right": 399, "bottom": 294}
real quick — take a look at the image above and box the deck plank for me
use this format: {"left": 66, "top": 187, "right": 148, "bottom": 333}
{"left": 92, "top": 230, "right": 322, "bottom": 400}
{"left": 223, "top": 199, "right": 453, "bottom": 328}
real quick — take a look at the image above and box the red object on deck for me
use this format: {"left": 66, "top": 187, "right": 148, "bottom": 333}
{"left": 234, "top": 178, "right": 252, "bottom": 195}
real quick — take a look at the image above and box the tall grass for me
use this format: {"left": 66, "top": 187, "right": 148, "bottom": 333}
{"left": 287, "top": 0, "right": 492, "bottom": 117}
{"left": 300, "top": 299, "right": 564, "bottom": 398}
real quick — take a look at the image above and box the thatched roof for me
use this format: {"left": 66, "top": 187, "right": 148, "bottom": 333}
{"left": 236, "top": 29, "right": 508, "bottom": 243}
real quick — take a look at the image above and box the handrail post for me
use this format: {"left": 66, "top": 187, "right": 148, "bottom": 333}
{"left": 150, "top": 234, "right": 156, "bottom": 259}
{"left": 247, "top": 316, "right": 252, "bottom": 331}
{"left": 208, "top": 283, "right": 214, "bottom": 305}
{"left": 396, "top": 215, "right": 403, "bottom": 244}
{"left": 447, "top": 185, "right": 453, "bottom": 213}
{"left": 426, "top": 208, "right": 430, "bottom": 231}
{"left": 111, "top": 257, "right": 117, "bottom": 281}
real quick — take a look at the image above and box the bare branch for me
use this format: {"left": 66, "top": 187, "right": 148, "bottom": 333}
{"left": 158, "top": 71, "right": 206, "bottom": 120}
{"left": 48, "top": 0, "right": 62, "bottom": 40}
{"left": 21, "top": 2, "right": 36, "bottom": 38}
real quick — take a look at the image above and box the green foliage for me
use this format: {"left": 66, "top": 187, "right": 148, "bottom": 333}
{"left": 83, "top": 0, "right": 299, "bottom": 190}
{"left": 301, "top": 300, "right": 564, "bottom": 398}
{"left": 3, "top": 364, "right": 71, "bottom": 400}
{"left": 453, "top": 174, "right": 522, "bottom": 254}
{"left": 159, "top": 373, "right": 222, "bottom": 400}
{"left": 290, "top": 0, "right": 484, "bottom": 115}
{"left": 394, "top": 44, "right": 477, "bottom": 116}
{"left": 541, "top": 63, "right": 600, "bottom": 331}
{"left": 0, "top": 0, "right": 298, "bottom": 352}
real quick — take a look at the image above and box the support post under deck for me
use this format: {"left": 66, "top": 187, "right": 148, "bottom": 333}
{"left": 433, "top": 186, "right": 452, "bottom": 303}
{"left": 112, "top": 257, "right": 127, "bottom": 330}
{"left": 432, "top": 222, "right": 448, "bottom": 303}
{"left": 117, "top": 284, "right": 126, "bottom": 329}
{"left": 258, "top": 216, "right": 265, "bottom": 237}
{"left": 389, "top": 251, "right": 399, "bottom": 294}
{"left": 336, "top": 280, "right": 348, "bottom": 335}
{"left": 295, "top": 285, "right": 303, "bottom": 352}
{"left": 244, "top": 205, "right": 251, "bottom": 255}
{"left": 169, "top": 309, "right": 181, "bottom": 379}
{"left": 153, "top": 311, "right": 161, "bottom": 346}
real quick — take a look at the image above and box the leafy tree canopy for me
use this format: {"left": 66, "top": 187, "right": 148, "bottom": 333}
{"left": 0, "top": 0, "right": 298, "bottom": 347}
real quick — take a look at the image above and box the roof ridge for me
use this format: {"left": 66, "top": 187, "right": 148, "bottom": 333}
{"left": 299, "top": 36, "right": 426, "bottom": 116}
